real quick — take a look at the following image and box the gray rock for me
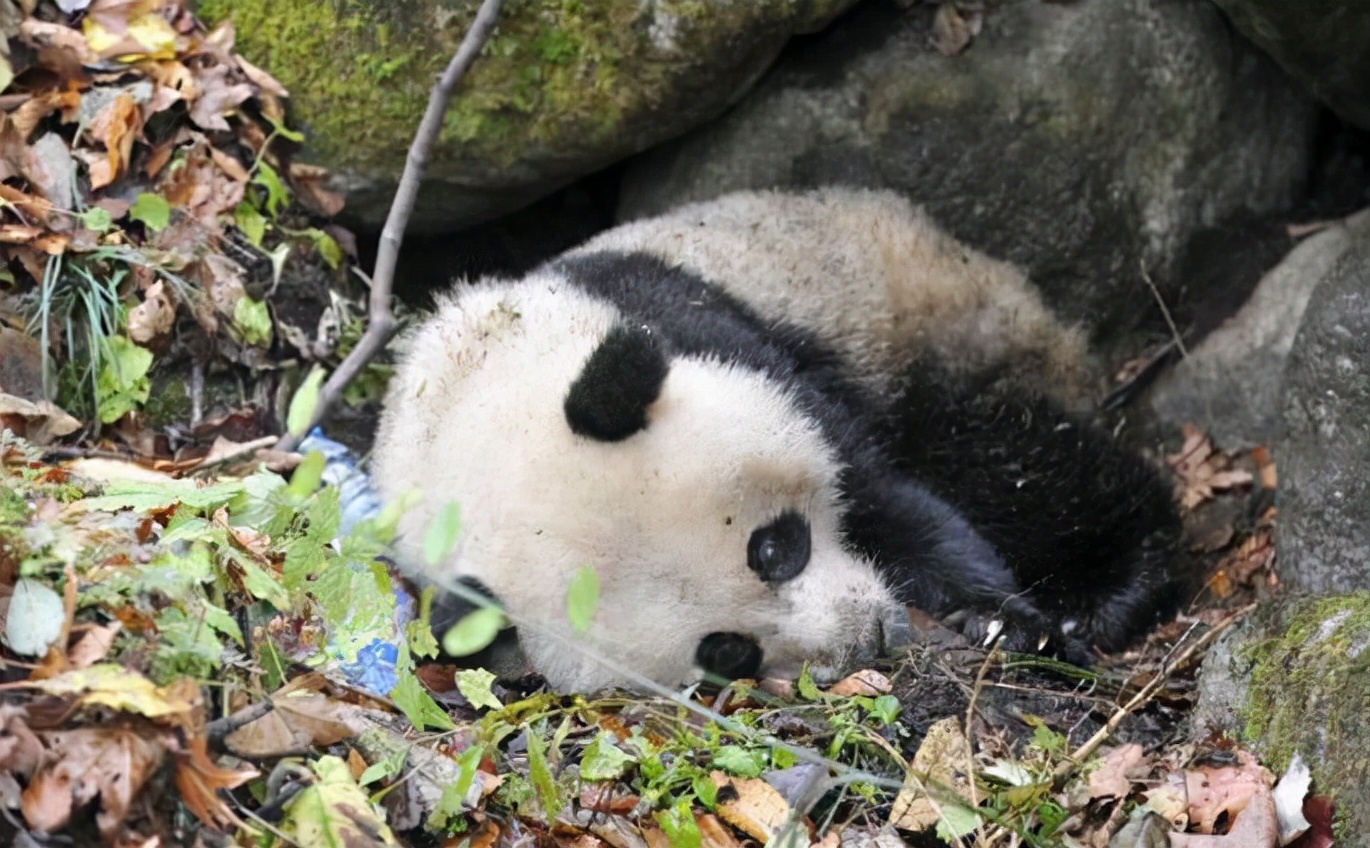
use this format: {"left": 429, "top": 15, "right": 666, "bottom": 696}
{"left": 619, "top": 1, "right": 1315, "bottom": 346}
{"left": 1279, "top": 238, "right": 1370, "bottom": 592}
{"left": 1211, "top": 0, "right": 1370, "bottom": 132}
{"left": 201, "top": 0, "right": 859, "bottom": 232}
{"left": 1192, "top": 595, "right": 1370, "bottom": 833}
{"left": 1151, "top": 210, "right": 1370, "bottom": 448}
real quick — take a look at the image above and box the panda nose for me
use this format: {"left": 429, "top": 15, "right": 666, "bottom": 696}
{"left": 696, "top": 632, "right": 763, "bottom": 681}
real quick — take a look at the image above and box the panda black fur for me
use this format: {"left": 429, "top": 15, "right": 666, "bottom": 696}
{"left": 373, "top": 187, "right": 1181, "bottom": 691}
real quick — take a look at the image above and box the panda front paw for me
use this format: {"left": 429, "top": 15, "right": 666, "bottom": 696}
{"left": 942, "top": 606, "right": 1094, "bottom": 667}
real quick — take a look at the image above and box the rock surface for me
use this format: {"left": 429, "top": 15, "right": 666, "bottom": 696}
{"left": 1193, "top": 595, "right": 1370, "bottom": 830}
{"left": 1150, "top": 210, "right": 1370, "bottom": 448}
{"left": 1211, "top": 0, "right": 1370, "bottom": 132}
{"left": 197, "top": 0, "right": 858, "bottom": 231}
{"left": 618, "top": 0, "right": 1315, "bottom": 349}
{"left": 1279, "top": 237, "right": 1370, "bottom": 593}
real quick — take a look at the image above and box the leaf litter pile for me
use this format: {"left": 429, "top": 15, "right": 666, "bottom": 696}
{"left": 0, "top": 1, "right": 1337, "bottom": 847}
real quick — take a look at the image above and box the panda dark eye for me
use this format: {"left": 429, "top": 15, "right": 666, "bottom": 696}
{"left": 747, "top": 510, "right": 811, "bottom": 584}
{"left": 696, "top": 632, "right": 763, "bottom": 680}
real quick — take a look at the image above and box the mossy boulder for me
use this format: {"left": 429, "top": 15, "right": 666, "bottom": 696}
{"left": 196, "top": 0, "right": 859, "bottom": 231}
{"left": 1194, "top": 595, "right": 1370, "bottom": 833}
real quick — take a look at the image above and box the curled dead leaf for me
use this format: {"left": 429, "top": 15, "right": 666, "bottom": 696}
{"left": 126, "top": 279, "right": 176, "bottom": 344}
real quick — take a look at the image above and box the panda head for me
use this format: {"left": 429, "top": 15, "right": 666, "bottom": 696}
{"left": 378, "top": 279, "right": 898, "bottom": 691}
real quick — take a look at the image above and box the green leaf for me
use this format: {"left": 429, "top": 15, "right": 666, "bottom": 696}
{"left": 657, "top": 798, "right": 702, "bottom": 848}
{"left": 797, "top": 665, "right": 820, "bottom": 701}
{"left": 232, "top": 296, "right": 272, "bottom": 347}
{"left": 525, "top": 728, "right": 562, "bottom": 821}
{"left": 309, "top": 228, "right": 343, "bottom": 269}
{"left": 422, "top": 501, "right": 461, "bottom": 566}
{"left": 565, "top": 566, "right": 599, "bottom": 632}
{"left": 81, "top": 207, "right": 113, "bottom": 232}
{"left": 934, "top": 802, "right": 981, "bottom": 842}
{"left": 81, "top": 477, "right": 245, "bottom": 514}
{"left": 692, "top": 773, "right": 717, "bottom": 809}
{"left": 234, "top": 201, "right": 266, "bottom": 245}
{"left": 441, "top": 606, "right": 503, "bottom": 657}
{"left": 231, "top": 553, "right": 289, "bottom": 609}
{"left": 580, "top": 732, "right": 636, "bottom": 781}
{"left": 711, "top": 746, "right": 765, "bottom": 778}
{"left": 95, "top": 335, "right": 152, "bottom": 423}
{"left": 358, "top": 747, "right": 407, "bottom": 787}
{"left": 253, "top": 160, "right": 289, "bottom": 217}
{"left": 280, "top": 755, "right": 398, "bottom": 846}
{"left": 868, "top": 694, "right": 900, "bottom": 726}
{"left": 128, "top": 192, "right": 171, "bottom": 231}
{"left": 455, "top": 668, "right": 502, "bottom": 711}
{"left": 286, "top": 366, "right": 326, "bottom": 437}
{"left": 287, "top": 450, "right": 325, "bottom": 500}
{"left": 390, "top": 668, "right": 454, "bottom": 731}
{"left": 405, "top": 616, "right": 439, "bottom": 660}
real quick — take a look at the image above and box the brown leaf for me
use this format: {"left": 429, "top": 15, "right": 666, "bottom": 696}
{"left": 1186, "top": 756, "right": 1269, "bottom": 834}
{"left": 1171, "top": 781, "right": 1278, "bottom": 848}
{"left": 931, "top": 2, "right": 982, "bottom": 56}
{"left": 86, "top": 92, "right": 143, "bottom": 188}
{"left": 0, "top": 394, "right": 82, "bottom": 445}
{"left": 711, "top": 771, "right": 796, "bottom": 842}
{"left": 126, "top": 279, "right": 176, "bottom": 344}
{"left": 67, "top": 622, "right": 123, "bottom": 668}
{"left": 187, "top": 63, "right": 253, "bottom": 132}
{"left": 290, "top": 162, "right": 345, "bottom": 217}
{"left": 1087, "top": 743, "right": 1144, "bottom": 800}
{"left": 22, "top": 726, "right": 167, "bottom": 838}
{"left": 172, "top": 734, "right": 256, "bottom": 830}
{"left": 825, "top": 669, "right": 891, "bottom": 697}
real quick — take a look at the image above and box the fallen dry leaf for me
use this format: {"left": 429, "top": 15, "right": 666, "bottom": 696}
{"left": 711, "top": 771, "right": 797, "bottom": 843}
{"left": 1168, "top": 424, "right": 1254, "bottom": 510}
{"left": 21, "top": 726, "right": 167, "bottom": 838}
{"left": 825, "top": 669, "right": 891, "bottom": 697}
{"left": 1186, "top": 755, "right": 1269, "bottom": 834}
{"left": 1088, "top": 743, "right": 1145, "bottom": 800}
{"left": 172, "top": 733, "right": 256, "bottom": 830}
{"left": 1171, "top": 781, "right": 1278, "bottom": 848}
{"left": 66, "top": 621, "right": 123, "bottom": 668}
{"left": 888, "top": 716, "right": 975, "bottom": 831}
{"left": 127, "top": 279, "right": 176, "bottom": 344}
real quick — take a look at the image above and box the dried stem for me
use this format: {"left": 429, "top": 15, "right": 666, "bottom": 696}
{"left": 275, "top": 0, "right": 504, "bottom": 452}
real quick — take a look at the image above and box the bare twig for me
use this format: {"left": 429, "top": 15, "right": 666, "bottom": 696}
{"left": 1049, "top": 604, "right": 1254, "bottom": 790}
{"left": 275, "top": 0, "right": 504, "bottom": 452}
{"left": 206, "top": 699, "right": 276, "bottom": 743}
{"left": 1140, "top": 259, "right": 1188, "bottom": 359}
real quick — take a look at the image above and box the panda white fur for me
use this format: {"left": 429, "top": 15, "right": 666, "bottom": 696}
{"left": 372, "top": 187, "right": 1180, "bottom": 692}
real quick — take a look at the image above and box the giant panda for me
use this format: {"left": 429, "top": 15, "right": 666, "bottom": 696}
{"left": 372, "top": 187, "right": 1181, "bottom": 693}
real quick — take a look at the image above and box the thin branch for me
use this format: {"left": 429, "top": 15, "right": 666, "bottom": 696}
{"left": 1140, "top": 259, "right": 1188, "bottom": 359}
{"left": 275, "top": 0, "right": 504, "bottom": 452}
{"left": 1049, "top": 604, "right": 1253, "bottom": 790}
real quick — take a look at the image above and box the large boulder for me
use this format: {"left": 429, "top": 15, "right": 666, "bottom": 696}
{"left": 197, "top": 0, "right": 859, "bottom": 231}
{"left": 618, "top": 0, "right": 1315, "bottom": 348}
{"left": 1279, "top": 237, "right": 1370, "bottom": 593}
{"left": 1211, "top": 0, "right": 1370, "bottom": 132}
{"left": 1150, "top": 209, "right": 1370, "bottom": 448}
{"left": 1193, "top": 595, "right": 1370, "bottom": 835}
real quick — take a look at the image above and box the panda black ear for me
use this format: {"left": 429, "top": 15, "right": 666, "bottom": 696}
{"left": 564, "top": 324, "right": 670, "bottom": 441}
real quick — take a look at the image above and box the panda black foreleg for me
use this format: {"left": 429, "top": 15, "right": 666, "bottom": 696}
{"left": 885, "top": 357, "right": 1182, "bottom": 657}
{"left": 840, "top": 471, "right": 1090, "bottom": 660}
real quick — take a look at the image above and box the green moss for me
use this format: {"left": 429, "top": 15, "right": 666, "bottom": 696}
{"left": 1239, "top": 594, "right": 1370, "bottom": 774}
{"left": 195, "top": 0, "right": 845, "bottom": 182}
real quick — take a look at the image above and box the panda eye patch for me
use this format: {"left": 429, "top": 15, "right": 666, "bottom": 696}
{"left": 747, "top": 510, "right": 811, "bottom": 583}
